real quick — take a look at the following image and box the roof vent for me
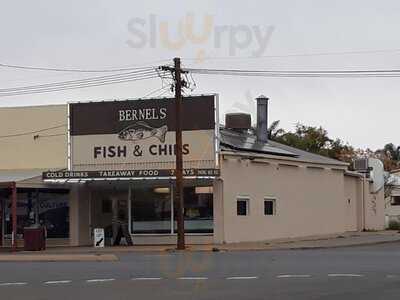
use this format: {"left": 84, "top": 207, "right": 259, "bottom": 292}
{"left": 225, "top": 113, "right": 251, "bottom": 131}
{"left": 353, "top": 158, "right": 369, "bottom": 173}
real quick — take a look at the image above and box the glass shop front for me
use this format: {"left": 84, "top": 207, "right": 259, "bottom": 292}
{"left": 0, "top": 188, "right": 69, "bottom": 244}
{"left": 89, "top": 180, "right": 214, "bottom": 238}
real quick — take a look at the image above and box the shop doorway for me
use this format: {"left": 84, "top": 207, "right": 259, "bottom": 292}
{"left": 90, "top": 186, "right": 131, "bottom": 245}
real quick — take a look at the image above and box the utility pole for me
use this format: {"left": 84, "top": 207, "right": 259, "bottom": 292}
{"left": 173, "top": 57, "right": 185, "bottom": 250}
{"left": 159, "top": 57, "right": 186, "bottom": 250}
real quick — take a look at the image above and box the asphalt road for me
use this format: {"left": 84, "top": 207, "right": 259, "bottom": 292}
{"left": 1, "top": 242, "right": 400, "bottom": 300}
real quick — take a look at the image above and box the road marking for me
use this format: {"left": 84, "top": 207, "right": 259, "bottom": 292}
{"left": 86, "top": 278, "right": 115, "bottom": 283}
{"left": 277, "top": 274, "right": 311, "bottom": 278}
{"left": 178, "top": 277, "right": 208, "bottom": 280}
{"left": 44, "top": 280, "right": 72, "bottom": 285}
{"left": 131, "top": 277, "right": 162, "bottom": 281}
{"left": 386, "top": 275, "right": 398, "bottom": 278}
{"left": 226, "top": 276, "right": 258, "bottom": 280}
{"left": 0, "top": 282, "right": 28, "bottom": 286}
{"left": 328, "top": 274, "right": 364, "bottom": 277}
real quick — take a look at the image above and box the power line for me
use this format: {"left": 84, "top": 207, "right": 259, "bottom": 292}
{"left": 0, "top": 68, "right": 157, "bottom": 92}
{"left": 141, "top": 85, "right": 171, "bottom": 98}
{"left": 183, "top": 48, "right": 400, "bottom": 61}
{"left": 0, "top": 59, "right": 170, "bottom": 73}
{"left": 0, "top": 74, "right": 163, "bottom": 97}
{"left": 0, "top": 69, "right": 172, "bottom": 97}
{"left": 186, "top": 67, "right": 400, "bottom": 74}
{"left": 185, "top": 67, "right": 400, "bottom": 78}
{"left": 33, "top": 133, "right": 66, "bottom": 139}
{"left": 0, "top": 124, "right": 66, "bottom": 139}
{"left": 155, "top": 87, "right": 172, "bottom": 98}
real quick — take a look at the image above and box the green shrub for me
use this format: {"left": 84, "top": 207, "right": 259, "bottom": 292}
{"left": 388, "top": 220, "right": 400, "bottom": 230}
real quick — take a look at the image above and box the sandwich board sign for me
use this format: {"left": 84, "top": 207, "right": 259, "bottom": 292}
{"left": 94, "top": 228, "right": 105, "bottom": 248}
{"left": 66, "top": 95, "right": 219, "bottom": 177}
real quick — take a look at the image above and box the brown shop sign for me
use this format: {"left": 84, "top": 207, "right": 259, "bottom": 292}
{"left": 68, "top": 95, "right": 218, "bottom": 175}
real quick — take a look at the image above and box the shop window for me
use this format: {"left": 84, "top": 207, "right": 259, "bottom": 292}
{"left": 131, "top": 187, "right": 172, "bottom": 234}
{"left": 131, "top": 185, "right": 214, "bottom": 235}
{"left": 264, "top": 198, "right": 276, "bottom": 215}
{"left": 391, "top": 196, "right": 400, "bottom": 206}
{"left": 237, "top": 197, "right": 249, "bottom": 216}
{"left": 3, "top": 189, "right": 69, "bottom": 239}
{"left": 180, "top": 186, "right": 213, "bottom": 234}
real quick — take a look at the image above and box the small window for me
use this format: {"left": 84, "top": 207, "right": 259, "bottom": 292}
{"left": 391, "top": 196, "right": 400, "bottom": 206}
{"left": 264, "top": 198, "right": 276, "bottom": 215}
{"left": 237, "top": 198, "right": 249, "bottom": 216}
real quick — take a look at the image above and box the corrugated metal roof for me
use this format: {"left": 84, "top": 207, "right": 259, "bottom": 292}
{"left": 220, "top": 129, "right": 297, "bottom": 157}
{"left": 220, "top": 128, "right": 348, "bottom": 166}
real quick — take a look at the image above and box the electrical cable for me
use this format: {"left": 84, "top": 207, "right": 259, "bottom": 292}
{"left": 0, "top": 124, "right": 66, "bottom": 139}
{"left": 0, "top": 74, "right": 163, "bottom": 97}
{"left": 0, "top": 68, "right": 157, "bottom": 92}
{"left": 141, "top": 85, "right": 170, "bottom": 98}
{"left": 182, "top": 48, "right": 400, "bottom": 61}
{"left": 0, "top": 59, "right": 170, "bottom": 73}
{"left": 185, "top": 67, "right": 400, "bottom": 78}
{"left": 0, "top": 69, "right": 172, "bottom": 97}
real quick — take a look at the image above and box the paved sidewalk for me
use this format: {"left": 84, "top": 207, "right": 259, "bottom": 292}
{"left": 221, "top": 230, "right": 400, "bottom": 251}
{"left": 0, "top": 254, "right": 118, "bottom": 262}
{"left": 1, "top": 231, "right": 399, "bottom": 261}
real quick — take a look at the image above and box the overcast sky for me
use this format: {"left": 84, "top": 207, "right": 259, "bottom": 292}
{"left": 1, "top": 0, "right": 399, "bottom": 150}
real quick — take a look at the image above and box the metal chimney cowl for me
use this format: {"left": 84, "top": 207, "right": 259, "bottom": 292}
{"left": 255, "top": 95, "right": 269, "bottom": 143}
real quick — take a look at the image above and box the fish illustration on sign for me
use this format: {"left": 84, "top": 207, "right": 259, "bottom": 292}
{"left": 118, "top": 121, "right": 168, "bottom": 143}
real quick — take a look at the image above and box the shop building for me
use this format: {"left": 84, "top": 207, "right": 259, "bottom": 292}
{"left": 0, "top": 95, "right": 384, "bottom": 247}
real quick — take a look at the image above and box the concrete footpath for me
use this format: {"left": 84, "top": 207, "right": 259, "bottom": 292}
{"left": 1, "top": 231, "right": 399, "bottom": 262}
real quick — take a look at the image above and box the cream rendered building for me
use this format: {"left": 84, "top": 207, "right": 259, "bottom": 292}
{"left": 0, "top": 101, "right": 385, "bottom": 247}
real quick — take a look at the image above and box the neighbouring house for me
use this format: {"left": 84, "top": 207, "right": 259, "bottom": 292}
{"left": 384, "top": 169, "right": 400, "bottom": 229}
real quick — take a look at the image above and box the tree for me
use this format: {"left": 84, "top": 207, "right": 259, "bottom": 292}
{"left": 374, "top": 143, "right": 400, "bottom": 171}
{"left": 265, "top": 120, "right": 400, "bottom": 169}
{"left": 271, "top": 122, "right": 355, "bottom": 162}
{"left": 268, "top": 120, "right": 285, "bottom": 139}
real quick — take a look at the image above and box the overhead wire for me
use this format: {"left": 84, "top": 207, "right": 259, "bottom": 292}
{"left": 0, "top": 68, "right": 157, "bottom": 92}
{"left": 141, "top": 85, "right": 170, "bottom": 98}
{"left": 184, "top": 67, "right": 400, "bottom": 78}
{"left": 0, "top": 75, "right": 162, "bottom": 97}
{"left": 155, "top": 86, "right": 173, "bottom": 98}
{"left": 0, "top": 69, "right": 172, "bottom": 97}
{"left": 182, "top": 48, "right": 400, "bottom": 61}
{"left": 0, "top": 59, "right": 170, "bottom": 73}
{"left": 0, "top": 124, "right": 66, "bottom": 139}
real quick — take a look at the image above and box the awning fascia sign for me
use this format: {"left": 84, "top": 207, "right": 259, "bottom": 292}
{"left": 42, "top": 168, "right": 220, "bottom": 181}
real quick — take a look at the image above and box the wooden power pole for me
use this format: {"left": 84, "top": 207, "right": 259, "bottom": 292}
{"left": 173, "top": 57, "right": 185, "bottom": 250}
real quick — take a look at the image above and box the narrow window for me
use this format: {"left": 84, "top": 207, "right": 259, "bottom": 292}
{"left": 264, "top": 198, "right": 276, "bottom": 215}
{"left": 391, "top": 196, "right": 400, "bottom": 206}
{"left": 237, "top": 198, "right": 249, "bottom": 216}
